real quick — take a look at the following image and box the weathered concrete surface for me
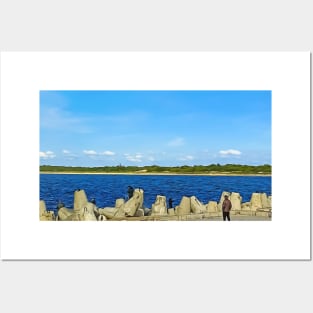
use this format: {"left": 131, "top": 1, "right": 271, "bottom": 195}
{"left": 250, "top": 193, "right": 262, "bottom": 211}
{"left": 58, "top": 207, "right": 74, "bottom": 220}
{"left": 81, "top": 202, "right": 98, "bottom": 221}
{"left": 168, "top": 208, "right": 175, "bottom": 215}
{"left": 230, "top": 192, "right": 242, "bottom": 212}
{"left": 58, "top": 202, "right": 98, "bottom": 221}
{"left": 115, "top": 198, "right": 125, "bottom": 209}
{"left": 39, "top": 200, "right": 55, "bottom": 221}
{"left": 40, "top": 200, "right": 46, "bottom": 216}
{"left": 176, "top": 196, "right": 191, "bottom": 215}
{"left": 260, "top": 193, "right": 271, "bottom": 209}
{"left": 241, "top": 202, "right": 251, "bottom": 211}
{"left": 134, "top": 208, "right": 145, "bottom": 217}
{"left": 98, "top": 189, "right": 144, "bottom": 218}
{"left": 190, "top": 196, "right": 207, "bottom": 214}
{"left": 206, "top": 201, "right": 218, "bottom": 213}
{"left": 98, "top": 207, "right": 117, "bottom": 219}
{"left": 56, "top": 189, "right": 98, "bottom": 221}
{"left": 151, "top": 195, "right": 167, "bottom": 216}
{"left": 121, "top": 188, "right": 144, "bottom": 217}
{"left": 74, "top": 189, "right": 88, "bottom": 212}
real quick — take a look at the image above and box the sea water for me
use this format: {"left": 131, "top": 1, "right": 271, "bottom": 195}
{"left": 40, "top": 174, "right": 272, "bottom": 213}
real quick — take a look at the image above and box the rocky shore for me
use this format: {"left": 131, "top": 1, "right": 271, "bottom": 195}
{"left": 40, "top": 188, "right": 272, "bottom": 221}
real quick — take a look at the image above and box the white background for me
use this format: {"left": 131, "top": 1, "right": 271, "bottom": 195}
{"left": 0, "top": 1, "right": 312, "bottom": 313}
{"left": 1, "top": 51, "right": 310, "bottom": 260}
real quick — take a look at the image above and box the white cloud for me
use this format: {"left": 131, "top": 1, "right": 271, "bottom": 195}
{"left": 125, "top": 153, "right": 143, "bottom": 162}
{"left": 219, "top": 149, "right": 242, "bottom": 156}
{"left": 178, "top": 155, "right": 195, "bottom": 161}
{"left": 83, "top": 150, "right": 97, "bottom": 155}
{"left": 168, "top": 137, "right": 185, "bottom": 147}
{"left": 62, "top": 150, "right": 78, "bottom": 159}
{"left": 40, "top": 151, "right": 56, "bottom": 159}
{"left": 100, "top": 150, "right": 116, "bottom": 156}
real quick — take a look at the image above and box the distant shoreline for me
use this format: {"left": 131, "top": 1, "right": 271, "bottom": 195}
{"left": 40, "top": 171, "right": 271, "bottom": 177}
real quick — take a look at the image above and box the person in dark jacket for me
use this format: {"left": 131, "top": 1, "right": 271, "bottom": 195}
{"left": 222, "top": 195, "right": 232, "bottom": 221}
{"left": 127, "top": 186, "right": 134, "bottom": 200}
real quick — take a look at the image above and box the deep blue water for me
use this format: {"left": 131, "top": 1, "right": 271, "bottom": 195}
{"left": 40, "top": 174, "right": 271, "bottom": 213}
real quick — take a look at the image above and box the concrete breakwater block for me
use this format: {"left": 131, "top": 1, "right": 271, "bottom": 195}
{"left": 230, "top": 192, "right": 242, "bottom": 211}
{"left": 115, "top": 198, "right": 125, "bottom": 209}
{"left": 151, "top": 195, "right": 167, "bottom": 216}
{"left": 206, "top": 201, "right": 218, "bottom": 213}
{"left": 40, "top": 200, "right": 47, "bottom": 216}
{"left": 57, "top": 189, "right": 98, "bottom": 221}
{"left": 168, "top": 208, "right": 175, "bottom": 215}
{"left": 42, "top": 188, "right": 271, "bottom": 221}
{"left": 59, "top": 203, "right": 98, "bottom": 221}
{"left": 261, "top": 193, "right": 268, "bottom": 208}
{"left": 105, "top": 199, "right": 126, "bottom": 218}
{"left": 39, "top": 200, "right": 55, "bottom": 221}
{"left": 134, "top": 208, "right": 145, "bottom": 217}
{"left": 176, "top": 196, "right": 191, "bottom": 215}
{"left": 58, "top": 207, "right": 74, "bottom": 220}
{"left": 81, "top": 202, "right": 97, "bottom": 221}
{"left": 190, "top": 196, "right": 206, "bottom": 214}
{"left": 123, "top": 188, "right": 144, "bottom": 217}
{"left": 241, "top": 202, "right": 251, "bottom": 210}
{"left": 74, "top": 189, "right": 88, "bottom": 212}
{"left": 98, "top": 207, "right": 117, "bottom": 219}
{"left": 250, "top": 193, "right": 262, "bottom": 211}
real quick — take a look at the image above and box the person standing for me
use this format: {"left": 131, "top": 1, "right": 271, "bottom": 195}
{"left": 127, "top": 186, "right": 134, "bottom": 200}
{"left": 222, "top": 195, "right": 232, "bottom": 221}
{"left": 168, "top": 198, "right": 174, "bottom": 213}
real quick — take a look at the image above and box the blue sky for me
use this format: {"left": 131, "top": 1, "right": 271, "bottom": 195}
{"left": 40, "top": 90, "right": 271, "bottom": 167}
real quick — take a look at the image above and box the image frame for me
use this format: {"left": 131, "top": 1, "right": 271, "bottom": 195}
{"left": 0, "top": 51, "right": 311, "bottom": 260}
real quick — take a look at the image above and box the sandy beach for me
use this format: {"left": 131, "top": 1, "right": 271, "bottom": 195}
{"left": 40, "top": 171, "right": 271, "bottom": 176}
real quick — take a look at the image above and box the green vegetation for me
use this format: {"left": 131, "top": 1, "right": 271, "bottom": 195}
{"left": 40, "top": 164, "right": 271, "bottom": 175}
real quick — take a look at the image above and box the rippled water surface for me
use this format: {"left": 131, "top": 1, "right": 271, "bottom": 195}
{"left": 40, "top": 174, "right": 272, "bottom": 213}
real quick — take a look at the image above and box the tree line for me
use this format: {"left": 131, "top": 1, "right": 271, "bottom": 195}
{"left": 40, "top": 163, "right": 271, "bottom": 174}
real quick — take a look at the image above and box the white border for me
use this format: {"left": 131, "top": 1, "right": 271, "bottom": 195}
{"left": 0, "top": 52, "right": 310, "bottom": 260}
